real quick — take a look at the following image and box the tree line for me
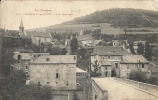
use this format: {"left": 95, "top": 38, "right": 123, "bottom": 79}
{"left": 1, "top": 36, "right": 53, "bottom": 100}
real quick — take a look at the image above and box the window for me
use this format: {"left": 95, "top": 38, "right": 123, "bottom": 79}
{"left": 103, "top": 56, "right": 104, "bottom": 60}
{"left": 66, "top": 81, "right": 69, "bottom": 85}
{"left": 95, "top": 94, "right": 97, "bottom": 99}
{"left": 46, "top": 58, "right": 50, "bottom": 61}
{"left": 26, "top": 66, "right": 28, "bottom": 69}
{"left": 47, "top": 82, "right": 49, "bottom": 85}
{"left": 115, "top": 63, "right": 118, "bottom": 68}
{"left": 25, "top": 72, "right": 28, "bottom": 75}
{"left": 38, "top": 82, "right": 40, "bottom": 85}
{"left": 38, "top": 54, "right": 41, "bottom": 57}
{"left": 17, "top": 66, "right": 20, "bottom": 70}
{"left": 18, "top": 60, "right": 20, "bottom": 63}
{"left": 105, "top": 72, "right": 108, "bottom": 77}
{"left": 142, "top": 64, "right": 144, "bottom": 68}
{"left": 17, "top": 54, "right": 21, "bottom": 60}
{"left": 56, "top": 73, "right": 58, "bottom": 78}
{"left": 56, "top": 69, "right": 58, "bottom": 78}
{"left": 74, "top": 56, "right": 76, "bottom": 60}
{"left": 105, "top": 67, "right": 107, "bottom": 70}
{"left": 108, "top": 55, "right": 110, "bottom": 59}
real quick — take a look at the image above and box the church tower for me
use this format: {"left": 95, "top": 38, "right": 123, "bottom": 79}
{"left": 19, "top": 19, "right": 27, "bottom": 37}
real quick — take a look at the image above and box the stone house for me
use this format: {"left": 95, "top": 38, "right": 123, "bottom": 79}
{"left": 133, "top": 40, "right": 146, "bottom": 54}
{"left": 91, "top": 46, "right": 128, "bottom": 77}
{"left": 98, "top": 60, "right": 112, "bottom": 77}
{"left": 120, "top": 55, "right": 150, "bottom": 78}
{"left": 29, "top": 55, "right": 77, "bottom": 90}
{"left": 27, "top": 31, "right": 52, "bottom": 45}
{"left": 13, "top": 49, "right": 49, "bottom": 76}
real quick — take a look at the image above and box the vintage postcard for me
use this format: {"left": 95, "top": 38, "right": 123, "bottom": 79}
{"left": 0, "top": 0, "right": 158, "bottom": 100}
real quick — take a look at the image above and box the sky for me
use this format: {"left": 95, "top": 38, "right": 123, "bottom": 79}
{"left": 1, "top": 0, "right": 158, "bottom": 30}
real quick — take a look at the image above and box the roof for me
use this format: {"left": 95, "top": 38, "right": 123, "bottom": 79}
{"left": 14, "top": 48, "right": 33, "bottom": 53}
{"left": 99, "top": 60, "right": 111, "bottom": 66}
{"left": 18, "top": 53, "right": 33, "bottom": 60}
{"left": 121, "top": 55, "right": 149, "bottom": 63}
{"left": 77, "top": 34, "right": 94, "bottom": 41}
{"left": 134, "top": 41, "right": 146, "bottom": 45}
{"left": 26, "top": 31, "right": 51, "bottom": 38}
{"left": 91, "top": 46, "right": 128, "bottom": 56}
{"left": 91, "top": 40, "right": 102, "bottom": 46}
{"left": 76, "top": 68, "right": 87, "bottom": 73}
{"left": 30, "top": 55, "right": 76, "bottom": 64}
{"left": 15, "top": 53, "right": 49, "bottom": 60}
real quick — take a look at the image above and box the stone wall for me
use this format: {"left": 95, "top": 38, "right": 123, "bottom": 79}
{"left": 92, "top": 80, "right": 108, "bottom": 100}
{"left": 114, "top": 77, "right": 158, "bottom": 96}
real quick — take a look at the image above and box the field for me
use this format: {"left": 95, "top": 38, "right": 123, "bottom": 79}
{"left": 26, "top": 23, "right": 158, "bottom": 35}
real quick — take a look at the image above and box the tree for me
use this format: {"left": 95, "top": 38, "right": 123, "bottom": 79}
{"left": 144, "top": 42, "right": 152, "bottom": 61}
{"left": 70, "top": 38, "right": 78, "bottom": 54}
{"left": 73, "top": 92, "right": 80, "bottom": 100}
{"left": 91, "top": 60, "right": 100, "bottom": 77}
{"left": 78, "top": 47, "right": 86, "bottom": 59}
{"left": 15, "top": 85, "right": 53, "bottom": 100}
{"left": 1, "top": 70, "right": 53, "bottom": 100}
{"left": 1, "top": 70, "right": 26, "bottom": 100}
{"left": 1, "top": 39, "right": 16, "bottom": 76}
{"left": 129, "top": 69, "right": 147, "bottom": 83}
{"left": 129, "top": 44, "right": 135, "bottom": 54}
{"left": 61, "top": 48, "right": 67, "bottom": 55}
{"left": 137, "top": 43, "right": 144, "bottom": 55}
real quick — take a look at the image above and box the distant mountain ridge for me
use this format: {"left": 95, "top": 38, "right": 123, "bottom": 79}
{"left": 26, "top": 8, "right": 158, "bottom": 33}
{"left": 62, "top": 8, "right": 158, "bottom": 27}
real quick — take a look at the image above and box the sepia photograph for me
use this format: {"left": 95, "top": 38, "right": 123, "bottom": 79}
{"left": 0, "top": 0, "right": 158, "bottom": 100}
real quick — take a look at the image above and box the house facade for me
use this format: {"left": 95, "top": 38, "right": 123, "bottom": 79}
{"left": 120, "top": 55, "right": 150, "bottom": 78}
{"left": 98, "top": 61, "right": 111, "bottom": 77}
{"left": 77, "top": 34, "right": 94, "bottom": 46}
{"left": 30, "top": 32, "right": 52, "bottom": 45}
{"left": 133, "top": 41, "right": 146, "bottom": 54}
{"left": 91, "top": 46, "right": 128, "bottom": 77}
{"left": 29, "top": 55, "right": 77, "bottom": 90}
{"left": 13, "top": 49, "right": 49, "bottom": 76}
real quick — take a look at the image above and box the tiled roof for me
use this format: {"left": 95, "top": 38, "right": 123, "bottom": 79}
{"left": 76, "top": 68, "right": 87, "bottom": 73}
{"left": 91, "top": 46, "right": 128, "bottom": 56}
{"left": 30, "top": 55, "right": 76, "bottom": 64}
{"left": 77, "top": 34, "right": 94, "bottom": 41}
{"left": 121, "top": 55, "right": 149, "bottom": 63}
{"left": 26, "top": 31, "right": 51, "bottom": 38}
{"left": 17, "top": 53, "right": 49, "bottom": 60}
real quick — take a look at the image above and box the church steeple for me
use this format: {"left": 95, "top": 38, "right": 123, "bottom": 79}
{"left": 19, "top": 19, "right": 26, "bottom": 36}
{"left": 19, "top": 19, "right": 24, "bottom": 28}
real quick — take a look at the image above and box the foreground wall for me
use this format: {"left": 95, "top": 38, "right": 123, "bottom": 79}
{"left": 92, "top": 80, "right": 108, "bottom": 100}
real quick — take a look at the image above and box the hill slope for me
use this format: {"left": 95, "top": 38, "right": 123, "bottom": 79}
{"left": 62, "top": 8, "right": 158, "bottom": 27}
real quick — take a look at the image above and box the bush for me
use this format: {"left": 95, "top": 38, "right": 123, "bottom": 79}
{"left": 129, "top": 69, "right": 147, "bottom": 83}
